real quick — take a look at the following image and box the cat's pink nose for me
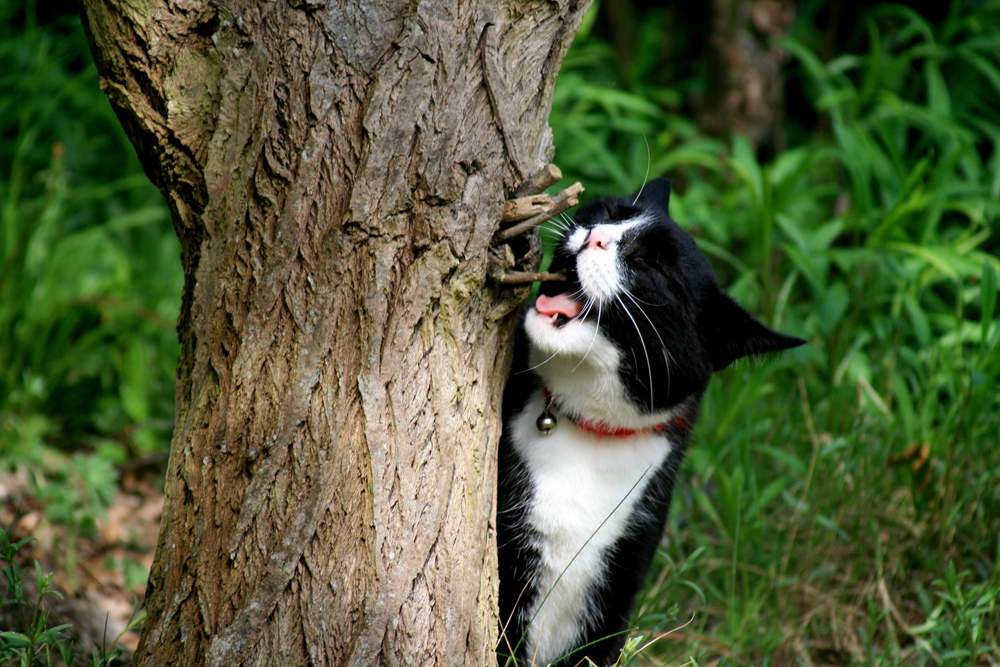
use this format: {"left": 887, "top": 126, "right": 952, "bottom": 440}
{"left": 587, "top": 228, "right": 610, "bottom": 250}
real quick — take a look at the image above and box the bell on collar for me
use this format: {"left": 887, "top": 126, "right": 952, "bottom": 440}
{"left": 536, "top": 407, "right": 557, "bottom": 434}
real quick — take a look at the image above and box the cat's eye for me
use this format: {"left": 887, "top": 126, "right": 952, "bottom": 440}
{"left": 629, "top": 251, "right": 669, "bottom": 279}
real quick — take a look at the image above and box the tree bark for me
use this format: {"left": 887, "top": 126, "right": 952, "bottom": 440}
{"left": 78, "top": 1, "right": 591, "bottom": 664}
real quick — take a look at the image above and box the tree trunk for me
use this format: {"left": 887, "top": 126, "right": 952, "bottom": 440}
{"left": 78, "top": 1, "right": 591, "bottom": 664}
{"left": 695, "top": 0, "right": 795, "bottom": 152}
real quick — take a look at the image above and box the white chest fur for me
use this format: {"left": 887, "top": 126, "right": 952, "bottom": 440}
{"left": 510, "top": 391, "right": 673, "bottom": 666}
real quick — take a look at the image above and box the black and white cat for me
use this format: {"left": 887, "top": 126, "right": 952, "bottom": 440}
{"left": 497, "top": 179, "right": 804, "bottom": 666}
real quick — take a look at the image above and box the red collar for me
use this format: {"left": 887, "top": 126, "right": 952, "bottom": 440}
{"left": 542, "top": 387, "right": 691, "bottom": 439}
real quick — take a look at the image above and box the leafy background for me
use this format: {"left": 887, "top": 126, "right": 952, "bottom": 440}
{"left": 2, "top": 0, "right": 999, "bottom": 664}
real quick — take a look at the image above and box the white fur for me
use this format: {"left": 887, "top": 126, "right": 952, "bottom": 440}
{"left": 525, "top": 310, "right": 678, "bottom": 429}
{"left": 565, "top": 216, "right": 651, "bottom": 306}
{"left": 511, "top": 392, "right": 673, "bottom": 666}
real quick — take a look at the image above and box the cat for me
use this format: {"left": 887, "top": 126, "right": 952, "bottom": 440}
{"left": 497, "top": 178, "right": 805, "bottom": 666}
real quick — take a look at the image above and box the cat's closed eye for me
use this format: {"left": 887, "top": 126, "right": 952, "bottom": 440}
{"left": 627, "top": 246, "right": 671, "bottom": 280}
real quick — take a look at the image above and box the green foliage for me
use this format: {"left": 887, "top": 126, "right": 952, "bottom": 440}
{"left": 0, "top": 2, "right": 178, "bottom": 485}
{"left": 0, "top": 522, "right": 140, "bottom": 667}
{"left": 31, "top": 454, "right": 118, "bottom": 537}
{"left": 550, "top": 0, "right": 1000, "bottom": 664}
{"left": 909, "top": 560, "right": 1000, "bottom": 664}
{"left": 551, "top": 12, "right": 712, "bottom": 200}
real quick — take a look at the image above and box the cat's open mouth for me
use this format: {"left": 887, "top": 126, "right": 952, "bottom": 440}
{"left": 535, "top": 292, "right": 585, "bottom": 328}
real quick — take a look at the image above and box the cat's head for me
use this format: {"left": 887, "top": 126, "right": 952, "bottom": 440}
{"left": 526, "top": 178, "right": 805, "bottom": 428}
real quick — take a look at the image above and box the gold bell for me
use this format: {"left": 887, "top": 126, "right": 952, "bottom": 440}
{"left": 536, "top": 408, "right": 557, "bottom": 434}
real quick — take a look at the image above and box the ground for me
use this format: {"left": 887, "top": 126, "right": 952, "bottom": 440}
{"left": 1, "top": 466, "right": 164, "bottom": 661}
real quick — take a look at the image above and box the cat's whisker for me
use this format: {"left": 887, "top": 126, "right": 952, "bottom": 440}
{"left": 632, "top": 132, "right": 651, "bottom": 205}
{"left": 662, "top": 348, "right": 676, "bottom": 396}
{"left": 614, "top": 294, "right": 655, "bottom": 411}
{"left": 624, "top": 292, "right": 670, "bottom": 307}
{"left": 541, "top": 219, "right": 571, "bottom": 235}
{"left": 518, "top": 348, "right": 562, "bottom": 374}
{"left": 539, "top": 229, "right": 570, "bottom": 246}
{"left": 571, "top": 301, "right": 602, "bottom": 373}
{"left": 621, "top": 288, "right": 672, "bottom": 398}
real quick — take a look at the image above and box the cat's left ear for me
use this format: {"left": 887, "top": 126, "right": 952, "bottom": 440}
{"left": 701, "top": 287, "right": 806, "bottom": 371}
{"left": 634, "top": 178, "right": 672, "bottom": 215}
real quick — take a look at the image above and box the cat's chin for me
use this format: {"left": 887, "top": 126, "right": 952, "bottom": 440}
{"left": 524, "top": 308, "right": 619, "bottom": 370}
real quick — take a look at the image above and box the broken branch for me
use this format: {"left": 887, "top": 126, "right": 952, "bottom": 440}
{"left": 493, "top": 182, "right": 584, "bottom": 245}
{"left": 513, "top": 163, "right": 563, "bottom": 198}
{"left": 499, "top": 271, "right": 567, "bottom": 284}
{"left": 501, "top": 194, "right": 554, "bottom": 224}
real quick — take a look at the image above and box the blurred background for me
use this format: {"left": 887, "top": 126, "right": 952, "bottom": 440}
{"left": 1, "top": 0, "right": 998, "bottom": 664}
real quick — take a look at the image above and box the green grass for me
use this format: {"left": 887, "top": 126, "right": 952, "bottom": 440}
{"left": 0, "top": 522, "right": 142, "bottom": 666}
{"left": 548, "top": 1, "right": 1000, "bottom": 665}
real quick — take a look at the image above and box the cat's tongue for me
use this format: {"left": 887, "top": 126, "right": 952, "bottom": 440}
{"left": 535, "top": 293, "right": 583, "bottom": 320}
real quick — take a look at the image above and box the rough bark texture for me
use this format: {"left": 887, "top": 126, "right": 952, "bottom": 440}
{"left": 78, "top": 1, "right": 591, "bottom": 664}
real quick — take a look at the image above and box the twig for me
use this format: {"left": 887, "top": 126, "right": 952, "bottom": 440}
{"left": 498, "top": 271, "right": 566, "bottom": 284}
{"left": 493, "top": 182, "right": 583, "bottom": 245}
{"left": 501, "top": 194, "right": 553, "bottom": 224}
{"left": 513, "top": 163, "right": 562, "bottom": 198}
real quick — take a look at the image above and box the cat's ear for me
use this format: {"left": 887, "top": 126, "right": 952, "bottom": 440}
{"left": 701, "top": 287, "right": 806, "bottom": 371}
{"left": 635, "top": 178, "right": 672, "bottom": 215}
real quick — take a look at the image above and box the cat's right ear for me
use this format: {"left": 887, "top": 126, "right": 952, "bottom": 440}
{"left": 635, "top": 178, "right": 672, "bottom": 215}
{"left": 701, "top": 288, "right": 806, "bottom": 370}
